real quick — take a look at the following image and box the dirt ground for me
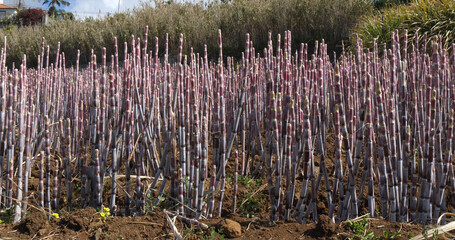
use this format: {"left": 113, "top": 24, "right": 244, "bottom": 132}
{"left": 0, "top": 166, "right": 430, "bottom": 239}
{"left": 0, "top": 203, "right": 427, "bottom": 240}
{"left": 0, "top": 132, "right": 441, "bottom": 240}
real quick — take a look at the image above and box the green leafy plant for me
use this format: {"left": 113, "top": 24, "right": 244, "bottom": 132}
{"left": 183, "top": 227, "right": 206, "bottom": 239}
{"left": 42, "top": 0, "right": 70, "bottom": 17}
{"left": 226, "top": 173, "right": 233, "bottom": 185}
{"left": 345, "top": 215, "right": 377, "bottom": 240}
{"left": 0, "top": 13, "right": 17, "bottom": 27}
{"left": 238, "top": 176, "right": 262, "bottom": 188}
{"left": 383, "top": 230, "right": 402, "bottom": 239}
{"left": 184, "top": 176, "right": 190, "bottom": 190}
{"left": 373, "top": 0, "right": 413, "bottom": 9}
{"left": 155, "top": 195, "right": 166, "bottom": 209}
{"left": 73, "top": 182, "right": 82, "bottom": 195}
{"left": 422, "top": 226, "right": 428, "bottom": 240}
{"left": 0, "top": 207, "right": 14, "bottom": 224}
{"left": 432, "top": 229, "right": 439, "bottom": 240}
{"left": 237, "top": 177, "right": 264, "bottom": 218}
{"left": 421, "top": 226, "right": 438, "bottom": 240}
{"left": 238, "top": 193, "right": 263, "bottom": 218}
{"left": 144, "top": 193, "right": 166, "bottom": 212}
{"left": 345, "top": 219, "right": 402, "bottom": 240}
{"left": 203, "top": 227, "right": 225, "bottom": 240}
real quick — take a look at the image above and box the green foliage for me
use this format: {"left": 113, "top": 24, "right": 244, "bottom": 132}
{"left": 382, "top": 231, "right": 401, "bottom": 239}
{"left": 0, "top": 13, "right": 18, "bottom": 27}
{"left": 0, "top": 207, "right": 14, "bottom": 224}
{"left": 183, "top": 227, "right": 205, "bottom": 239}
{"left": 74, "top": 182, "right": 81, "bottom": 195}
{"left": 0, "top": 8, "right": 45, "bottom": 27}
{"left": 373, "top": 0, "right": 413, "bottom": 10}
{"left": 345, "top": 215, "right": 403, "bottom": 240}
{"left": 144, "top": 191, "right": 166, "bottom": 213}
{"left": 345, "top": 216, "right": 373, "bottom": 240}
{"left": 54, "top": 9, "right": 74, "bottom": 20}
{"left": 345, "top": 215, "right": 378, "bottom": 240}
{"left": 238, "top": 176, "right": 261, "bottom": 188}
{"left": 433, "top": 229, "right": 439, "bottom": 240}
{"left": 226, "top": 173, "right": 233, "bottom": 185}
{"left": 421, "top": 226, "right": 439, "bottom": 240}
{"left": 0, "top": 0, "right": 373, "bottom": 68}
{"left": 42, "top": 0, "right": 71, "bottom": 17}
{"left": 184, "top": 176, "right": 190, "bottom": 190}
{"left": 203, "top": 227, "right": 225, "bottom": 240}
{"left": 353, "top": 0, "right": 455, "bottom": 53}
{"left": 237, "top": 176, "right": 264, "bottom": 218}
{"left": 238, "top": 193, "right": 263, "bottom": 218}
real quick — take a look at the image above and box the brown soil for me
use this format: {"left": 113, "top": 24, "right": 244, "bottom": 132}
{"left": 0, "top": 131, "right": 436, "bottom": 239}
{"left": 0, "top": 207, "right": 427, "bottom": 240}
{"left": 0, "top": 173, "right": 428, "bottom": 240}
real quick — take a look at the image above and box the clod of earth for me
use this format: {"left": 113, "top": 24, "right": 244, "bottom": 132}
{"left": 316, "top": 215, "right": 337, "bottom": 234}
{"left": 218, "top": 219, "right": 242, "bottom": 238}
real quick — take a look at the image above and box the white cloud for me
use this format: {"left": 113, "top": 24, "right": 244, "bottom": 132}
{"left": 69, "top": 0, "right": 147, "bottom": 19}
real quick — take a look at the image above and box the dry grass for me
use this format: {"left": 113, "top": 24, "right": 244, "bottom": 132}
{"left": 0, "top": 0, "right": 373, "bottom": 67}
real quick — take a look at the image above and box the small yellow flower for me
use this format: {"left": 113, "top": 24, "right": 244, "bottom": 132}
{"left": 51, "top": 213, "right": 59, "bottom": 219}
{"left": 99, "top": 207, "right": 111, "bottom": 222}
{"left": 0, "top": 219, "right": 4, "bottom": 224}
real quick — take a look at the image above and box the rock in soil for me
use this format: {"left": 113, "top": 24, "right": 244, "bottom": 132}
{"left": 218, "top": 219, "right": 242, "bottom": 238}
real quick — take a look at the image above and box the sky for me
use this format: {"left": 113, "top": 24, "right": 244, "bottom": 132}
{"left": 20, "top": 0, "right": 148, "bottom": 18}
{"left": 66, "top": 0, "right": 146, "bottom": 18}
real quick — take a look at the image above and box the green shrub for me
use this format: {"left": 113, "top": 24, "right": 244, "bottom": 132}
{"left": 373, "top": 0, "right": 413, "bottom": 10}
{"left": 353, "top": 0, "right": 455, "bottom": 52}
{"left": 0, "top": 0, "right": 373, "bottom": 67}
